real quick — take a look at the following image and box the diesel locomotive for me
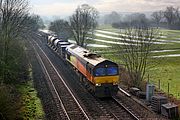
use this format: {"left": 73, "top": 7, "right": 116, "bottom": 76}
{"left": 47, "top": 35, "right": 120, "bottom": 97}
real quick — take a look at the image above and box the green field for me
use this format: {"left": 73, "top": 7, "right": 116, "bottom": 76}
{"left": 85, "top": 25, "right": 180, "bottom": 99}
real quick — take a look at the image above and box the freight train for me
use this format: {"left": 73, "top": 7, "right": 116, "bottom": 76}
{"left": 47, "top": 35, "right": 120, "bottom": 97}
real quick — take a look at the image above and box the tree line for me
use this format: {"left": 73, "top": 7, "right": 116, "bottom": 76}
{"left": 152, "top": 6, "right": 180, "bottom": 29}
{"left": 104, "top": 6, "right": 180, "bottom": 30}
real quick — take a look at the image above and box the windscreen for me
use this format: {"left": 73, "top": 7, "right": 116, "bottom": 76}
{"left": 94, "top": 68, "right": 106, "bottom": 76}
{"left": 94, "top": 67, "right": 118, "bottom": 76}
{"left": 107, "top": 67, "right": 118, "bottom": 75}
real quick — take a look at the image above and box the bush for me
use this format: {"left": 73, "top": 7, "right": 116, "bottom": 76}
{"left": 0, "top": 85, "right": 21, "bottom": 120}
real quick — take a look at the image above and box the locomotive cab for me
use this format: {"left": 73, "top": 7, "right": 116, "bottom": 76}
{"left": 93, "top": 61, "right": 119, "bottom": 97}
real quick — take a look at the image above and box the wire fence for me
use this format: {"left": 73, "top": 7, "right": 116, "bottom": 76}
{"left": 150, "top": 79, "right": 180, "bottom": 99}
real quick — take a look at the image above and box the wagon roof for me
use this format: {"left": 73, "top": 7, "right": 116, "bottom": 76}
{"left": 61, "top": 45, "right": 69, "bottom": 48}
{"left": 54, "top": 39, "right": 63, "bottom": 45}
{"left": 58, "top": 41, "right": 70, "bottom": 45}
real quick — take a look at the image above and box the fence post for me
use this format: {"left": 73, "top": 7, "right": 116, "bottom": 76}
{"left": 168, "top": 82, "right": 169, "bottom": 98}
{"left": 158, "top": 79, "right": 160, "bottom": 90}
{"left": 147, "top": 74, "right": 149, "bottom": 84}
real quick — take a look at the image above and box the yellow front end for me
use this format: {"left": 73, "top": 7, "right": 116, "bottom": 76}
{"left": 94, "top": 75, "right": 119, "bottom": 86}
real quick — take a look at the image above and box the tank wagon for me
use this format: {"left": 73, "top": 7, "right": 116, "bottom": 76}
{"left": 47, "top": 35, "right": 119, "bottom": 97}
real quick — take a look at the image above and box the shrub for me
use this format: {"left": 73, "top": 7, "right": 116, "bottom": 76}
{"left": 0, "top": 85, "right": 21, "bottom": 120}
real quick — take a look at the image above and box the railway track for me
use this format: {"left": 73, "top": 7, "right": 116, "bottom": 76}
{"left": 117, "top": 87, "right": 168, "bottom": 120}
{"left": 95, "top": 97, "right": 140, "bottom": 120}
{"left": 30, "top": 40, "right": 90, "bottom": 120}
{"left": 31, "top": 34, "right": 121, "bottom": 119}
{"left": 32, "top": 33, "right": 168, "bottom": 120}
{"left": 112, "top": 96, "right": 140, "bottom": 120}
{"left": 27, "top": 42, "right": 62, "bottom": 119}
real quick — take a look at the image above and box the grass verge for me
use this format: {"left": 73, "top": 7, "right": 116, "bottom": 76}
{"left": 16, "top": 68, "right": 45, "bottom": 120}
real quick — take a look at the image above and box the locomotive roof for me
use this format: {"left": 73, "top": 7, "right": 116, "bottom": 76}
{"left": 66, "top": 44, "right": 107, "bottom": 66}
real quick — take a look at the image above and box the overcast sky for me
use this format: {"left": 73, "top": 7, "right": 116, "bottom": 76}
{"left": 30, "top": 0, "right": 180, "bottom": 17}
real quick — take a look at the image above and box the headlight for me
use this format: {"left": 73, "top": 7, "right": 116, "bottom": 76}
{"left": 113, "top": 82, "right": 118, "bottom": 85}
{"left": 95, "top": 83, "right": 101, "bottom": 86}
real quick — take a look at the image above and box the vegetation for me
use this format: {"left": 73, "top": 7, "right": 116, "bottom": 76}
{"left": 17, "top": 80, "right": 44, "bottom": 119}
{"left": 103, "top": 11, "right": 121, "bottom": 25}
{"left": 69, "top": 4, "right": 99, "bottom": 47}
{"left": 151, "top": 10, "right": 163, "bottom": 26}
{"left": 0, "top": 69, "right": 44, "bottom": 119}
{"left": 163, "top": 6, "right": 180, "bottom": 29}
{"left": 0, "top": 85, "right": 20, "bottom": 120}
{"left": 49, "top": 19, "right": 72, "bottom": 41}
{"left": 87, "top": 25, "right": 180, "bottom": 99}
{"left": 114, "top": 27, "right": 160, "bottom": 87}
{"left": 0, "top": 0, "right": 29, "bottom": 84}
{"left": 147, "top": 57, "right": 180, "bottom": 98}
{"left": 112, "top": 13, "right": 149, "bottom": 28}
{"left": 49, "top": 4, "right": 99, "bottom": 48}
{"left": 0, "top": 0, "right": 45, "bottom": 118}
{"left": 102, "top": 6, "right": 180, "bottom": 30}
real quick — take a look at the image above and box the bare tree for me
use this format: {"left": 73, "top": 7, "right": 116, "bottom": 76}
{"left": 116, "top": 27, "right": 159, "bottom": 87}
{"left": 174, "top": 7, "right": 180, "bottom": 27}
{"left": 151, "top": 11, "right": 163, "bottom": 27}
{"left": 49, "top": 19, "right": 72, "bottom": 41}
{"left": 164, "top": 6, "right": 176, "bottom": 26}
{"left": 0, "top": 0, "right": 41, "bottom": 84}
{"left": 69, "top": 4, "right": 98, "bottom": 47}
{"left": 163, "top": 6, "right": 180, "bottom": 29}
{"left": 26, "top": 14, "right": 45, "bottom": 30}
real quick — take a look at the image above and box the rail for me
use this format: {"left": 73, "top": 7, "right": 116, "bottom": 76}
{"left": 112, "top": 96, "right": 140, "bottom": 120}
{"left": 31, "top": 40, "right": 90, "bottom": 120}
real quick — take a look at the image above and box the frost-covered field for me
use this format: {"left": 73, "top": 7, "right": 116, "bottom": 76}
{"left": 87, "top": 28, "right": 180, "bottom": 58}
